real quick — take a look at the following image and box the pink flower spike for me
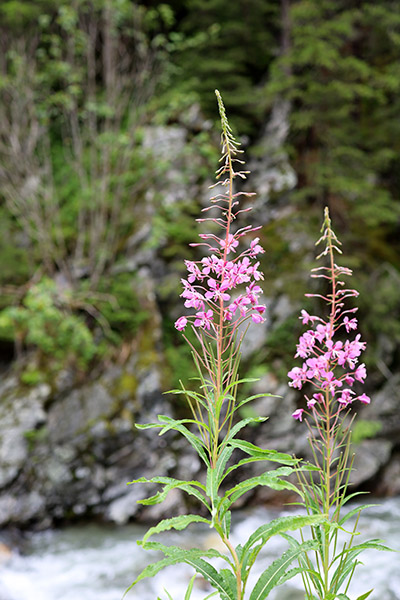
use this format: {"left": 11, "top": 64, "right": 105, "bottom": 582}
{"left": 175, "top": 316, "right": 188, "bottom": 331}
{"left": 292, "top": 408, "right": 305, "bottom": 421}
{"left": 357, "top": 393, "right": 371, "bottom": 405}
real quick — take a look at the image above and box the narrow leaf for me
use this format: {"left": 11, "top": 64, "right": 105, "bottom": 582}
{"left": 249, "top": 540, "right": 317, "bottom": 600}
{"left": 141, "top": 514, "right": 211, "bottom": 545}
{"left": 184, "top": 574, "right": 197, "bottom": 600}
{"left": 228, "top": 440, "right": 298, "bottom": 465}
{"left": 355, "top": 590, "right": 374, "bottom": 600}
{"left": 185, "top": 558, "right": 235, "bottom": 600}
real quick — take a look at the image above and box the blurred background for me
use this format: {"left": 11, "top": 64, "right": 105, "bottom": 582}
{"left": 0, "top": 0, "right": 399, "bottom": 539}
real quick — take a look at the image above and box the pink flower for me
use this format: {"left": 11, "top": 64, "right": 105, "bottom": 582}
{"left": 251, "top": 311, "right": 265, "bottom": 324}
{"left": 296, "top": 331, "right": 316, "bottom": 359}
{"left": 337, "top": 389, "right": 355, "bottom": 407}
{"left": 185, "top": 260, "right": 204, "bottom": 284}
{"left": 175, "top": 316, "right": 188, "bottom": 331}
{"left": 354, "top": 363, "right": 367, "bottom": 382}
{"left": 343, "top": 316, "right": 358, "bottom": 332}
{"left": 288, "top": 366, "right": 308, "bottom": 390}
{"left": 249, "top": 237, "right": 264, "bottom": 256}
{"left": 205, "top": 278, "right": 231, "bottom": 302}
{"left": 313, "top": 393, "right": 324, "bottom": 403}
{"left": 194, "top": 309, "right": 214, "bottom": 330}
{"left": 219, "top": 233, "right": 239, "bottom": 254}
{"left": 292, "top": 408, "right": 305, "bottom": 421}
{"left": 357, "top": 393, "right": 371, "bottom": 405}
{"left": 299, "top": 309, "right": 317, "bottom": 324}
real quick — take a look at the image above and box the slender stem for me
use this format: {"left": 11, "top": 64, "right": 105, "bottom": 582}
{"left": 213, "top": 130, "right": 235, "bottom": 467}
{"left": 222, "top": 534, "right": 242, "bottom": 600}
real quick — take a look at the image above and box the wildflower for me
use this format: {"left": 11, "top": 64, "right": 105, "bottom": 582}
{"left": 175, "top": 316, "right": 187, "bottom": 331}
{"left": 194, "top": 309, "right": 213, "bottom": 330}
{"left": 357, "top": 393, "right": 371, "bottom": 405}
{"left": 288, "top": 366, "right": 308, "bottom": 390}
{"left": 343, "top": 316, "right": 358, "bottom": 332}
{"left": 354, "top": 363, "right": 367, "bottom": 382}
{"left": 288, "top": 207, "right": 370, "bottom": 420}
{"left": 292, "top": 408, "right": 304, "bottom": 421}
{"left": 219, "top": 233, "right": 239, "bottom": 253}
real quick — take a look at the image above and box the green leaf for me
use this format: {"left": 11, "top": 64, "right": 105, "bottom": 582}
{"left": 341, "top": 539, "right": 395, "bottom": 557}
{"left": 157, "top": 415, "right": 210, "bottom": 466}
{"left": 141, "top": 514, "right": 211, "bottom": 546}
{"left": 338, "top": 504, "right": 378, "bottom": 527}
{"left": 124, "top": 545, "right": 229, "bottom": 597}
{"left": 224, "top": 416, "right": 267, "bottom": 444}
{"left": 228, "top": 440, "right": 298, "bottom": 465}
{"left": 244, "top": 514, "right": 326, "bottom": 553}
{"left": 129, "top": 476, "right": 210, "bottom": 510}
{"left": 221, "top": 510, "right": 231, "bottom": 537}
{"left": 219, "top": 568, "right": 237, "bottom": 599}
{"left": 355, "top": 591, "right": 374, "bottom": 600}
{"left": 214, "top": 444, "right": 235, "bottom": 489}
{"left": 143, "top": 541, "right": 230, "bottom": 564}
{"left": 124, "top": 556, "right": 185, "bottom": 596}
{"left": 185, "top": 557, "right": 235, "bottom": 600}
{"left": 236, "top": 393, "right": 279, "bottom": 410}
{"left": 241, "top": 514, "right": 326, "bottom": 576}
{"left": 249, "top": 540, "right": 318, "bottom": 600}
{"left": 184, "top": 574, "right": 197, "bottom": 600}
{"left": 219, "top": 468, "right": 298, "bottom": 515}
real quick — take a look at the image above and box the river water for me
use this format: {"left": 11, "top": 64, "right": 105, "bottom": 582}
{"left": 1, "top": 498, "right": 399, "bottom": 600}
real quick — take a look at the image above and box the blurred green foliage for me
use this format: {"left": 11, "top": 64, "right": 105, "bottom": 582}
{"left": 0, "top": 278, "right": 99, "bottom": 369}
{"left": 352, "top": 419, "right": 383, "bottom": 445}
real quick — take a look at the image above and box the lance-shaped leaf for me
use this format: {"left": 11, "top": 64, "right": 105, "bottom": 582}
{"left": 249, "top": 540, "right": 318, "bottom": 600}
{"left": 184, "top": 557, "right": 236, "bottom": 600}
{"left": 224, "top": 416, "right": 267, "bottom": 444}
{"left": 129, "top": 476, "right": 210, "bottom": 510}
{"left": 228, "top": 439, "right": 299, "bottom": 465}
{"left": 240, "top": 514, "right": 326, "bottom": 577}
{"left": 124, "top": 544, "right": 230, "bottom": 598}
{"left": 355, "top": 591, "right": 373, "bottom": 600}
{"left": 141, "top": 514, "right": 211, "bottom": 546}
{"left": 218, "top": 467, "right": 298, "bottom": 516}
{"left": 155, "top": 415, "right": 210, "bottom": 466}
{"left": 206, "top": 445, "right": 235, "bottom": 502}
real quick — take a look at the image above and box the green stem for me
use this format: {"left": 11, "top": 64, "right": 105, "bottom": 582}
{"left": 222, "top": 533, "right": 242, "bottom": 600}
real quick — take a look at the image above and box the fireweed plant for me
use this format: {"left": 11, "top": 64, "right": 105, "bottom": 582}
{"left": 287, "top": 208, "right": 392, "bottom": 600}
{"left": 125, "top": 92, "right": 324, "bottom": 599}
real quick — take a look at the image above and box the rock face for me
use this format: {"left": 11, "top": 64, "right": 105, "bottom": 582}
{"left": 0, "top": 119, "right": 399, "bottom": 531}
{"left": 0, "top": 325, "right": 172, "bottom": 529}
{"left": 1, "top": 345, "right": 399, "bottom": 530}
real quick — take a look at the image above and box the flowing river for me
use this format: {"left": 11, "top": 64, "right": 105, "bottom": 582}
{"left": 1, "top": 497, "right": 399, "bottom": 600}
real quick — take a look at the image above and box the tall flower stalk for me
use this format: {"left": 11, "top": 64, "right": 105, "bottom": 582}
{"left": 174, "top": 89, "right": 266, "bottom": 469}
{"left": 126, "top": 93, "right": 324, "bottom": 600}
{"left": 288, "top": 208, "right": 391, "bottom": 600}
